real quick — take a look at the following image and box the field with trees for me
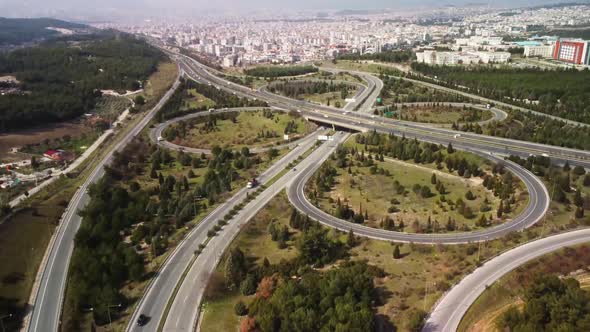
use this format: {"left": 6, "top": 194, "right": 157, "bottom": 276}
{"left": 410, "top": 64, "right": 590, "bottom": 124}
{"left": 457, "top": 110, "right": 590, "bottom": 151}
{"left": 337, "top": 50, "right": 415, "bottom": 63}
{"left": 244, "top": 65, "right": 318, "bottom": 78}
{"left": 268, "top": 80, "right": 358, "bottom": 108}
{"left": 0, "top": 31, "right": 164, "bottom": 131}
{"left": 0, "top": 58, "right": 179, "bottom": 331}
{"left": 0, "top": 17, "right": 89, "bottom": 46}
{"left": 155, "top": 78, "right": 267, "bottom": 121}
{"left": 163, "top": 109, "right": 315, "bottom": 150}
{"left": 307, "top": 133, "right": 525, "bottom": 233}
{"left": 378, "top": 104, "right": 492, "bottom": 124}
{"left": 62, "top": 129, "right": 290, "bottom": 330}
{"left": 379, "top": 76, "right": 471, "bottom": 105}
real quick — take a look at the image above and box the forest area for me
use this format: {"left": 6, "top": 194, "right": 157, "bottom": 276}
{"left": 0, "top": 30, "right": 164, "bottom": 131}
{"left": 410, "top": 63, "right": 590, "bottom": 124}
{"left": 338, "top": 50, "right": 415, "bottom": 63}
{"left": 244, "top": 65, "right": 318, "bottom": 78}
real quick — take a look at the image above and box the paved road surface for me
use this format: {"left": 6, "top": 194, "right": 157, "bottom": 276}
{"left": 287, "top": 144, "right": 550, "bottom": 244}
{"left": 127, "top": 127, "right": 329, "bottom": 331}
{"left": 25, "top": 73, "right": 181, "bottom": 332}
{"left": 162, "top": 133, "right": 348, "bottom": 332}
{"left": 423, "top": 229, "right": 590, "bottom": 332}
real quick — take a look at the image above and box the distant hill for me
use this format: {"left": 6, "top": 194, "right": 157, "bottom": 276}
{"left": 0, "top": 17, "right": 89, "bottom": 46}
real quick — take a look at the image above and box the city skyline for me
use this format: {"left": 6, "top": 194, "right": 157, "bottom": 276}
{"left": 0, "top": 0, "right": 583, "bottom": 21}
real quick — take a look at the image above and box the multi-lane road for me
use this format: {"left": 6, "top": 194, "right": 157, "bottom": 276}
{"left": 24, "top": 43, "right": 590, "bottom": 332}
{"left": 25, "top": 72, "right": 182, "bottom": 332}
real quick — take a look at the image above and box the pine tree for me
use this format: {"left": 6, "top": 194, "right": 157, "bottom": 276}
{"left": 393, "top": 245, "right": 401, "bottom": 259}
{"left": 347, "top": 229, "right": 357, "bottom": 247}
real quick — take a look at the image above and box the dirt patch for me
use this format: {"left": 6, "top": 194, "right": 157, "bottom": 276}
{"left": 384, "top": 157, "right": 484, "bottom": 186}
{"left": 468, "top": 299, "right": 524, "bottom": 332}
{"left": 0, "top": 121, "right": 91, "bottom": 162}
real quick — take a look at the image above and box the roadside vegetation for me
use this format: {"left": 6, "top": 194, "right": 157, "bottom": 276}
{"left": 459, "top": 245, "right": 590, "bottom": 332}
{"left": 199, "top": 151, "right": 590, "bottom": 332}
{"left": 164, "top": 110, "right": 315, "bottom": 150}
{"left": 244, "top": 65, "right": 318, "bottom": 78}
{"left": 62, "top": 129, "right": 287, "bottom": 330}
{"left": 269, "top": 80, "right": 358, "bottom": 108}
{"left": 155, "top": 78, "right": 267, "bottom": 121}
{"left": 337, "top": 49, "right": 415, "bottom": 63}
{"left": 410, "top": 64, "right": 590, "bottom": 124}
{"left": 0, "top": 57, "right": 177, "bottom": 331}
{"left": 457, "top": 110, "right": 590, "bottom": 151}
{"left": 377, "top": 104, "right": 492, "bottom": 124}
{"left": 379, "top": 76, "right": 471, "bottom": 104}
{"left": 307, "top": 132, "right": 525, "bottom": 233}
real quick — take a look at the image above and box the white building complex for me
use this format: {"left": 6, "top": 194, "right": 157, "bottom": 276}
{"left": 416, "top": 50, "right": 511, "bottom": 65}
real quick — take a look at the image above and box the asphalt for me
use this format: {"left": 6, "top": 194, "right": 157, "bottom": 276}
{"left": 126, "top": 126, "right": 333, "bottom": 332}
{"left": 26, "top": 73, "right": 182, "bottom": 332}
{"left": 287, "top": 147, "right": 549, "bottom": 244}
{"left": 423, "top": 229, "right": 590, "bottom": 332}
{"left": 125, "top": 47, "right": 590, "bottom": 332}
{"left": 161, "top": 132, "right": 348, "bottom": 332}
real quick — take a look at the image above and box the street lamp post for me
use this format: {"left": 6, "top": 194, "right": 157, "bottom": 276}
{"left": 0, "top": 314, "right": 12, "bottom": 332}
{"left": 107, "top": 304, "right": 122, "bottom": 331}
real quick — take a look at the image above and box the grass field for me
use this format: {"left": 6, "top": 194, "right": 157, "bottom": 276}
{"left": 311, "top": 136, "right": 526, "bottom": 233}
{"left": 398, "top": 106, "right": 493, "bottom": 124}
{"left": 185, "top": 89, "right": 216, "bottom": 109}
{"left": 302, "top": 91, "right": 347, "bottom": 108}
{"left": 141, "top": 62, "right": 179, "bottom": 111}
{"left": 174, "top": 111, "right": 315, "bottom": 150}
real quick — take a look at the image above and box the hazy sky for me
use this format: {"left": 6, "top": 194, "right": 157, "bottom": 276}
{"left": 0, "top": 0, "right": 571, "bottom": 20}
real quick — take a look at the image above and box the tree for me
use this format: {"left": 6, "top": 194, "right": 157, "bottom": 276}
{"left": 240, "top": 274, "right": 257, "bottom": 296}
{"left": 393, "top": 245, "right": 401, "bottom": 259}
{"left": 234, "top": 301, "right": 248, "bottom": 316}
{"left": 346, "top": 229, "right": 357, "bottom": 247}
{"left": 497, "top": 201, "right": 504, "bottom": 218}
{"left": 224, "top": 248, "right": 247, "bottom": 289}
{"left": 431, "top": 173, "right": 437, "bottom": 185}
{"left": 134, "top": 95, "right": 146, "bottom": 105}
{"left": 447, "top": 142, "right": 454, "bottom": 154}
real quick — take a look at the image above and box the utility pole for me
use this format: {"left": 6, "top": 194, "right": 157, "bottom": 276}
{"left": 106, "top": 304, "right": 122, "bottom": 331}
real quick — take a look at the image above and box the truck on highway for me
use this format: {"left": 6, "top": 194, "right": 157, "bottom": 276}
{"left": 157, "top": 136, "right": 164, "bottom": 142}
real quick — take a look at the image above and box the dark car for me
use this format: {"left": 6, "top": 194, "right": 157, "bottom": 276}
{"left": 137, "top": 314, "right": 149, "bottom": 326}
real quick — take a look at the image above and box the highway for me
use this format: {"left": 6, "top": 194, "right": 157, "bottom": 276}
{"left": 423, "top": 229, "right": 590, "bottom": 332}
{"left": 129, "top": 48, "right": 590, "bottom": 332}
{"left": 161, "top": 133, "right": 348, "bottom": 332}
{"left": 127, "top": 120, "right": 333, "bottom": 331}
{"left": 25, "top": 71, "right": 182, "bottom": 332}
